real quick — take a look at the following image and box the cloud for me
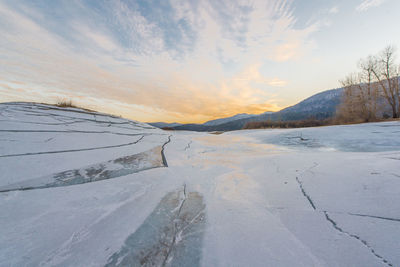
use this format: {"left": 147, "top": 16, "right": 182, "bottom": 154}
{"left": 356, "top": 0, "right": 386, "bottom": 12}
{"left": 0, "top": 0, "right": 317, "bottom": 123}
{"left": 329, "top": 6, "right": 339, "bottom": 14}
{"left": 72, "top": 24, "right": 119, "bottom": 52}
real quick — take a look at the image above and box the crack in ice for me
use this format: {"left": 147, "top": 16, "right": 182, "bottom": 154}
{"left": 295, "top": 164, "right": 393, "bottom": 267}
{"left": 184, "top": 141, "right": 192, "bottom": 151}
{"left": 323, "top": 211, "right": 393, "bottom": 266}
{"left": 0, "top": 135, "right": 145, "bottom": 158}
{"left": 161, "top": 135, "right": 172, "bottom": 167}
{"left": 162, "top": 184, "right": 187, "bottom": 267}
{"left": 295, "top": 176, "right": 316, "bottom": 210}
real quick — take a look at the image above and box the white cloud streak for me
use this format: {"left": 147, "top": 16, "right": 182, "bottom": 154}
{"left": 356, "top": 0, "right": 386, "bottom": 12}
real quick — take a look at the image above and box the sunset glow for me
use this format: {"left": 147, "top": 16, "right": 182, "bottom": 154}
{"left": 1, "top": 0, "right": 399, "bottom": 123}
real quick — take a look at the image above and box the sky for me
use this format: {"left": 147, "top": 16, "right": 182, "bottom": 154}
{"left": 1, "top": 0, "right": 399, "bottom": 123}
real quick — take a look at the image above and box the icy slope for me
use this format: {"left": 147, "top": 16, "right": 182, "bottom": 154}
{"left": 1, "top": 103, "right": 399, "bottom": 267}
{"left": 0, "top": 103, "right": 169, "bottom": 188}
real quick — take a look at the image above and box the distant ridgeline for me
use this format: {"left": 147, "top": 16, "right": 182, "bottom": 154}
{"left": 149, "top": 88, "right": 344, "bottom": 132}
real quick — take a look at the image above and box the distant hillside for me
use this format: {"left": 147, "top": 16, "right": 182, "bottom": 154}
{"left": 203, "top": 113, "right": 256, "bottom": 126}
{"left": 266, "top": 88, "right": 344, "bottom": 121}
{"left": 172, "top": 87, "right": 344, "bottom": 132}
{"left": 148, "top": 122, "right": 182, "bottom": 128}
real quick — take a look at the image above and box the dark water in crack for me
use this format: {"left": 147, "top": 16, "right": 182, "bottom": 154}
{"left": 105, "top": 188, "right": 206, "bottom": 267}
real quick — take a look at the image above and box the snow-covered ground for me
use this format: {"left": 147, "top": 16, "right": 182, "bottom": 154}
{"left": 0, "top": 103, "right": 399, "bottom": 266}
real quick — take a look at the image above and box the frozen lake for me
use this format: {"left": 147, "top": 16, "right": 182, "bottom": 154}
{"left": 1, "top": 103, "right": 399, "bottom": 266}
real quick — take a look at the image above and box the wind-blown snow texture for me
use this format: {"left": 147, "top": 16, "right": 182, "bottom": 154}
{"left": 1, "top": 102, "right": 399, "bottom": 266}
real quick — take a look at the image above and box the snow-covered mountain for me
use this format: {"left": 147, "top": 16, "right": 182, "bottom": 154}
{"left": 278, "top": 88, "right": 343, "bottom": 116}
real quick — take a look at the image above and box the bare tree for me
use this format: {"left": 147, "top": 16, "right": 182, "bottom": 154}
{"left": 370, "top": 46, "right": 399, "bottom": 118}
{"left": 337, "top": 64, "right": 380, "bottom": 123}
{"left": 337, "top": 46, "right": 400, "bottom": 122}
{"left": 396, "top": 64, "right": 400, "bottom": 116}
{"left": 358, "top": 56, "right": 379, "bottom": 120}
{"left": 337, "top": 73, "right": 365, "bottom": 122}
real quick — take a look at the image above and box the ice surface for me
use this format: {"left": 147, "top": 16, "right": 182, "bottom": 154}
{"left": 1, "top": 103, "right": 399, "bottom": 266}
{"left": 0, "top": 145, "right": 166, "bottom": 192}
{"left": 106, "top": 186, "right": 205, "bottom": 267}
{"left": 242, "top": 121, "right": 400, "bottom": 152}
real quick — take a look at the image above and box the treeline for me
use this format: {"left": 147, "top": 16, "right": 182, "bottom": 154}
{"left": 336, "top": 45, "right": 400, "bottom": 123}
{"left": 161, "top": 127, "right": 175, "bottom": 131}
{"left": 243, "top": 118, "right": 332, "bottom": 129}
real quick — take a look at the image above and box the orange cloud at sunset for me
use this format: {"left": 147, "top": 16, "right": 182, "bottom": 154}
{"left": 0, "top": 1, "right": 296, "bottom": 123}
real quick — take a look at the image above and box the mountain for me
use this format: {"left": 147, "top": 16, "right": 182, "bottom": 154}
{"left": 171, "top": 87, "right": 344, "bottom": 132}
{"left": 203, "top": 113, "right": 256, "bottom": 126}
{"left": 267, "top": 88, "right": 344, "bottom": 121}
{"left": 150, "top": 87, "right": 344, "bottom": 132}
{"left": 251, "top": 87, "right": 343, "bottom": 125}
{"left": 148, "top": 122, "right": 182, "bottom": 128}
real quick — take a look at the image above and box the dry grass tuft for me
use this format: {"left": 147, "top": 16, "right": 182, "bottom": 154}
{"left": 56, "top": 100, "right": 77, "bottom": 108}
